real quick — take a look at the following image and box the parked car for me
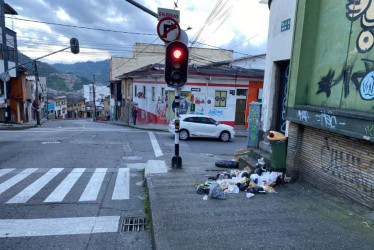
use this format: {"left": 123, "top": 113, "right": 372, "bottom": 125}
{"left": 168, "top": 115, "right": 235, "bottom": 142}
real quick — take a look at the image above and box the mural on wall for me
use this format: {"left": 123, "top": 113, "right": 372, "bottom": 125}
{"left": 315, "top": 1, "right": 374, "bottom": 102}
{"left": 156, "top": 95, "right": 168, "bottom": 122}
{"left": 208, "top": 108, "right": 224, "bottom": 117}
{"left": 346, "top": 0, "right": 374, "bottom": 53}
{"left": 168, "top": 91, "right": 192, "bottom": 118}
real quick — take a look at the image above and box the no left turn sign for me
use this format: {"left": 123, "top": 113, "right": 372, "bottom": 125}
{"left": 157, "top": 17, "right": 181, "bottom": 43}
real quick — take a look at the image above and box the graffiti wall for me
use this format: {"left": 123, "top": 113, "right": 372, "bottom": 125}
{"left": 286, "top": 0, "right": 374, "bottom": 141}
{"left": 287, "top": 123, "right": 374, "bottom": 208}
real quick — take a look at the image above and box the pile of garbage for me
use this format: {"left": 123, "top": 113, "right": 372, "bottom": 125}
{"left": 196, "top": 158, "right": 288, "bottom": 200}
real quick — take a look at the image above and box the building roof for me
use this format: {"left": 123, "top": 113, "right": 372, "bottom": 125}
{"left": 67, "top": 93, "right": 85, "bottom": 102}
{"left": 5, "top": 3, "right": 18, "bottom": 15}
{"left": 117, "top": 63, "right": 264, "bottom": 79}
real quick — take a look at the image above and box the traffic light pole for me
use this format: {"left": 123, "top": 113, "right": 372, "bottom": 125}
{"left": 172, "top": 87, "right": 182, "bottom": 168}
{"left": 33, "top": 61, "right": 41, "bottom": 126}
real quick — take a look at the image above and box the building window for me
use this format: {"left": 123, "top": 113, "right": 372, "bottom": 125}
{"left": 134, "top": 85, "right": 137, "bottom": 97}
{"left": 143, "top": 86, "right": 146, "bottom": 97}
{"left": 152, "top": 87, "right": 155, "bottom": 101}
{"left": 237, "top": 89, "right": 248, "bottom": 96}
{"left": 7, "top": 46, "right": 15, "bottom": 62}
{"left": 214, "top": 91, "right": 227, "bottom": 107}
{"left": 161, "top": 87, "right": 165, "bottom": 97}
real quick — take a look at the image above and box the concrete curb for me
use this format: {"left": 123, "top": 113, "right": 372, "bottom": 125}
{"left": 96, "top": 120, "right": 169, "bottom": 132}
{"left": 97, "top": 120, "right": 248, "bottom": 137}
{"left": 0, "top": 118, "right": 48, "bottom": 130}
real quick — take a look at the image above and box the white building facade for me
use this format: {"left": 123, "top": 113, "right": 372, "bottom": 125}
{"left": 259, "top": 0, "right": 297, "bottom": 149}
{"left": 121, "top": 65, "right": 263, "bottom": 126}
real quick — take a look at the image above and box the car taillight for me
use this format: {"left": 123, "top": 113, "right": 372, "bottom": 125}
{"left": 269, "top": 132, "right": 274, "bottom": 138}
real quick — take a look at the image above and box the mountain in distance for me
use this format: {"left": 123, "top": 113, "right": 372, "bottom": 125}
{"left": 52, "top": 59, "right": 110, "bottom": 85}
{"left": 17, "top": 52, "right": 92, "bottom": 92}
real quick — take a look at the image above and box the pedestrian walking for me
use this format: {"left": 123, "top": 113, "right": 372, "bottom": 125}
{"left": 132, "top": 106, "right": 138, "bottom": 125}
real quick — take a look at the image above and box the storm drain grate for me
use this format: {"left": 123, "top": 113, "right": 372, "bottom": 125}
{"left": 120, "top": 217, "right": 147, "bottom": 232}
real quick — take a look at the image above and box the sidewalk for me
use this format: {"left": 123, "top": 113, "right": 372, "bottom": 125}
{"left": 146, "top": 154, "right": 374, "bottom": 250}
{"left": 101, "top": 120, "right": 249, "bottom": 137}
{"left": 0, "top": 118, "right": 47, "bottom": 130}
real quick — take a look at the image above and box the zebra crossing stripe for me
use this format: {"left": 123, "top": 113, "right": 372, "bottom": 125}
{"left": 0, "top": 168, "right": 15, "bottom": 178}
{"left": 112, "top": 168, "right": 130, "bottom": 200}
{"left": 44, "top": 168, "right": 86, "bottom": 203}
{"left": 7, "top": 168, "right": 64, "bottom": 204}
{"left": 79, "top": 168, "right": 107, "bottom": 202}
{"left": 0, "top": 216, "right": 120, "bottom": 237}
{"left": 0, "top": 168, "right": 38, "bottom": 196}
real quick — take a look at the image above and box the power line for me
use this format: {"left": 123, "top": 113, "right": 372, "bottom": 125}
{"left": 5, "top": 16, "right": 157, "bottom": 36}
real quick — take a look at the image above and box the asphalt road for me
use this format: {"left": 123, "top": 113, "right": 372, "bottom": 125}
{"left": 0, "top": 119, "right": 245, "bottom": 249}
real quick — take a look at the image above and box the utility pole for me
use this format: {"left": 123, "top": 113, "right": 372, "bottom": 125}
{"left": 46, "top": 89, "right": 49, "bottom": 120}
{"left": 1, "top": 0, "right": 9, "bottom": 123}
{"left": 33, "top": 61, "right": 41, "bottom": 125}
{"left": 93, "top": 75, "right": 96, "bottom": 121}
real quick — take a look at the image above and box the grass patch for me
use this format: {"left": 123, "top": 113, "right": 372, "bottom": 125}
{"left": 140, "top": 168, "right": 145, "bottom": 177}
{"left": 144, "top": 194, "right": 152, "bottom": 232}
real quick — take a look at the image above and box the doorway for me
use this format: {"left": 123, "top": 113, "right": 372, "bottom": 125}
{"left": 235, "top": 99, "right": 246, "bottom": 125}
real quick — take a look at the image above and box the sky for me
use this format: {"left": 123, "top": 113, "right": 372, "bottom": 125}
{"left": 7, "top": 0, "right": 269, "bottom": 64}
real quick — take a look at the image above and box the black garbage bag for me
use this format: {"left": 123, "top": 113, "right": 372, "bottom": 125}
{"left": 215, "top": 160, "right": 238, "bottom": 169}
{"left": 208, "top": 183, "right": 226, "bottom": 200}
{"left": 196, "top": 185, "right": 210, "bottom": 195}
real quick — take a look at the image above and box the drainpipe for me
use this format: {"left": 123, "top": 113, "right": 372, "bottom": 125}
{"left": 205, "top": 76, "right": 210, "bottom": 116}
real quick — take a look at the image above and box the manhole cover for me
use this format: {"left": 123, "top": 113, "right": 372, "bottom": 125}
{"left": 122, "top": 156, "right": 142, "bottom": 160}
{"left": 41, "top": 141, "right": 61, "bottom": 144}
{"left": 120, "top": 217, "right": 147, "bottom": 232}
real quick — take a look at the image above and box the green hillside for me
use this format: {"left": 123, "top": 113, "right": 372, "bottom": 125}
{"left": 17, "top": 52, "right": 92, "bottom": 91}
{"left": 52, "top": 60, "right": 110, "bottom": 85}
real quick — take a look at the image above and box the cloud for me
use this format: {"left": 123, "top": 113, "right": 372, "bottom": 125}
{"left": 56, "top": 8, "right": 72, "bottom": 22}
{"left": 8, "top": 0, "right": 269, "bottom": 63}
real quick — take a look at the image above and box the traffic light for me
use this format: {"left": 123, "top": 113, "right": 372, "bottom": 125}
{"left": 165, "top": 41, "right": 189, "bottom": 87}
{"left": 70, "top": 38, "right": 80, "bottom": 54}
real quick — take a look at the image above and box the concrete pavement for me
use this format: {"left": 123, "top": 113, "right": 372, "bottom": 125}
{"left": 146, "top": 143, "right": 374, "bottom": 249}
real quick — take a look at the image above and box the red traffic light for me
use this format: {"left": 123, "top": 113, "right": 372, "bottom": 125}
{"left": 173, "top": 49, "right": 182, "bottom": 59}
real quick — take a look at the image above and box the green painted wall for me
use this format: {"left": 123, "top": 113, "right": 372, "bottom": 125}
{"left": 287, "top": 0, "right": 374, "bottom": 141}
{"left": 288, "top": 0, "right": 374, "bottom": 111}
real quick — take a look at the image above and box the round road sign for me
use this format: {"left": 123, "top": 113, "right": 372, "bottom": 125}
{"left": 157, "top": 17, "right": 181, "bottom": 43}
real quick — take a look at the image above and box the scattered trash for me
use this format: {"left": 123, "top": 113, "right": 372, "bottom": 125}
{"left": 215, "top": 160, "right": 239, "bottom": 169}
{"left": 208, "top": 182, "right": 226, "bottom": 200}
{"left": 246, "top": 193, "right": 254, "bottom": 199}
{"left": 348, "top": 211, "right": 353, "bottom": 216}
{"left": 196, "top": 158, "right": 288, "bottom": 200}
{"left": 203, "top": 195, "right": 208, "bottom": 200}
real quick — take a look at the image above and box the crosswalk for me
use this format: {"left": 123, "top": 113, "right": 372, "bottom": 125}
{"left": 0, "top": 167, "right": 133, "bottom": 204}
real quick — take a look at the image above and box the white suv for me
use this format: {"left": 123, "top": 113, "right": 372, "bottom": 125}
{"left": 169, "top": 115, "right": 235, "bottom": 142}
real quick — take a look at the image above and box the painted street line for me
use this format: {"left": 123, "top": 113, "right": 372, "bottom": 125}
{"left": 148, "top": 131, "right": 163, "bottom": 157}
{"left": 112, "top": 168, "right": 130, "bottom": 200}
{"left": 7, "top": 168, "right": 64, "bottom": 204}
{"left": 79, "top": 168, "right": 107, "bottom": 201}
{"left": 0, "top": 216, "right": 120, "bottom": 237}
{"left": 0, "top": 168, "right": 38, "bottom": 196}
{"left": 0, "top": 168, "right": 15, "bottom": 178}
{"left": 44, "top": 168, "right": 86, "bottom": 203}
